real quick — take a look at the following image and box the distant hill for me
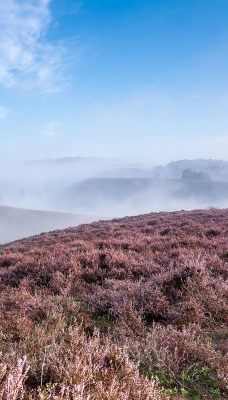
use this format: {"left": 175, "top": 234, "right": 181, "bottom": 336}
{"left": 98, "top": 159, "right": 228, "bottom": 181}
{"left": 58, "top": 177, "right": 228, "bottom": 216}
{"left": 0, "top": 205, "right": 101, "bottom": 244}
{"left": 161, "top": 159, "right": 228, "bottom": 181}
{"left": 27, "top": 156, "right": 104, "bottom": 165}
{"left": 99, "top": 167, "right": 154, "bottom": 178}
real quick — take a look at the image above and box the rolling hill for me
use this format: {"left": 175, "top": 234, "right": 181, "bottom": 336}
{"left": 58, "top": 177, "right": 228, "bottom": 216}
{"left": 0, "top": 205, "right": 101, "bottom": 244}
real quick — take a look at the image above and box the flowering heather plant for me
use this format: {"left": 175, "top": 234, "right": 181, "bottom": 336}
{"left": 0, "top": 356, "right": 29, "bottom": 400}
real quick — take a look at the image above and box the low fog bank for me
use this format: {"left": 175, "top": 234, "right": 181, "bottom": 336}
{"left": 99, "top": 159, "right": 228, "bottom": 181}
{"left": 57, "top": 178, "right": 228, "bottom": 218}
{"left": 0, "top": 157, "right": 123, "bottom": 211}
{"left": 0, "top": 205, "right": 101, "bottom": 244}
{"left": 0, "top": 157, "right": 228, "bottom": 227}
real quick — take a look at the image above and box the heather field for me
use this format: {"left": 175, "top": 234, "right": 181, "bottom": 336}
{"left": 0, "top": 209, "right": 227, "bottom": 399}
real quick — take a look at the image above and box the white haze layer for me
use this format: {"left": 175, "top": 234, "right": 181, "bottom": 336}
{"left": 0, "top": 158, "right": 228, "bottom": 214}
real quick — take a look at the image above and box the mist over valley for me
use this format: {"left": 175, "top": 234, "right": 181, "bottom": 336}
{"left": 1, "top": 157, "right": 228, "bottom": 242}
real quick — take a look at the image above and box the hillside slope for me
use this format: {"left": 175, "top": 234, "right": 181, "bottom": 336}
{"left": 0, "top": 205, "right": 101, "bottom": 244}
{"left": 0, "top": 209, "right": 227, "bottom": 399}
{"left": 59, "top": 177, "right": 228, "bottom": 215}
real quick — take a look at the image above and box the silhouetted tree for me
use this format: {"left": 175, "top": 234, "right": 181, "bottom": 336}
{"left": 182, "top": 168, "right": 211, "bottom": 181}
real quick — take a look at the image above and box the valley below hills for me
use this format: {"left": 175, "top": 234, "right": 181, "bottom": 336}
{"left": 1, "top": 158, "right": 228, "bottom": 220}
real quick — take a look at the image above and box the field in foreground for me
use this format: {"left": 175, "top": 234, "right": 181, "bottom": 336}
{"left": 0, "top": 209, "right": 227, "bottom": 399}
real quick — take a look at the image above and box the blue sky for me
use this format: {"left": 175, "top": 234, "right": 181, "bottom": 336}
{"left": 0, "top": 0, "right": 228, "bottom": 163}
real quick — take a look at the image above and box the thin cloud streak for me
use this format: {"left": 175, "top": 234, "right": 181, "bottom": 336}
{"left": 0, "top": 0, "right": 68, "bottom": 93}
{"left": 43, "top": 122, "right": 61, "bottom": 137}
{"left": 0, "top": 107, "right": 9, "bottom": 120}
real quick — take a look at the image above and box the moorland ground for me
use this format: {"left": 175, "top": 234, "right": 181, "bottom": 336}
{"left": 0, "top": 209, "right": 227, "bottom": 399}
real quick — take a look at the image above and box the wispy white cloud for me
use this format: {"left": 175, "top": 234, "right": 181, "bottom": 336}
{"left": 190, "top": 91, "right": 204, "bottom": 100}
{"left": 0, "top": 0, "right": 70, "bottom": 93}
{"left": 43, "top": 122, "right": 61, "bottom": 137}
{"left": 0, "top": 106, "right": 9, "bottom": 120}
